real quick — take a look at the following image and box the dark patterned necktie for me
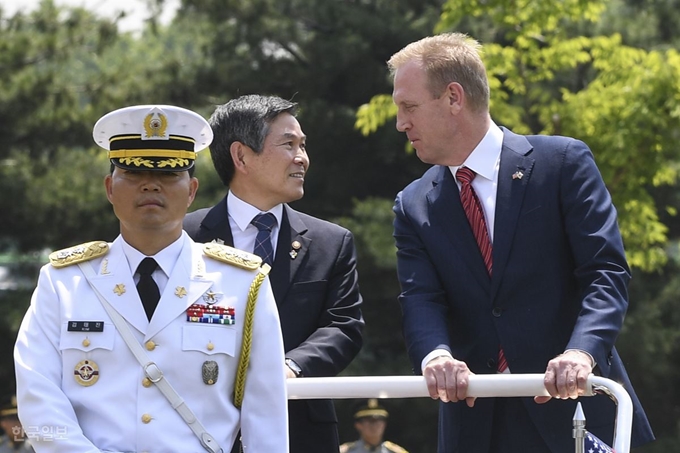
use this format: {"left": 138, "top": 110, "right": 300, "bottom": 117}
{"left": 136, "top": 257, "right": 160, "bottom": 321}
{"left": 251, "top": 213, "right": 277, "bottom": 266}
{"left": 456, "top": 167, "right": 507, "bottom": 372}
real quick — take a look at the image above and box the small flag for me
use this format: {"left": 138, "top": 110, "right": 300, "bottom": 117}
{"left": 585, "top": 431, "right": 615, "bottom": 453}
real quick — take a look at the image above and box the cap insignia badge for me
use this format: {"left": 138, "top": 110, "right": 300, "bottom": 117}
{"left": 143, "top": 112, "right": 168, "bottom": 138}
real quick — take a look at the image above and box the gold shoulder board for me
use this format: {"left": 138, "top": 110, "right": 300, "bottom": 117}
{"left": 203, "top": 243, "right": 262, "bottom": 271}
{"left": 384, "top": 441, "right": 409, "bottom": 453}
{"left": 49, "top": 241, "right": 109, "bottom": 268}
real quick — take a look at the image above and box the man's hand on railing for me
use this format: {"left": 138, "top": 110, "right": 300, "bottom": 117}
{"left": 536, "top": 350, "right": 594, "bottom": 404}
{"left": 423, "top": 356, "right": 476, "bottom": 407}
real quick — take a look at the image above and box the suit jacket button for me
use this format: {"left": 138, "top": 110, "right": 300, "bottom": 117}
{"left": 487, "top": 358, "right": 496, "bottom": 369}
{"left": 492, "top": 307, "right": 502, "bottom": 317}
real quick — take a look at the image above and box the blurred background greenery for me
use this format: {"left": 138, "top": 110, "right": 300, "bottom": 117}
{"left": 1, "top": 0, "right": 680, "bottom": 451}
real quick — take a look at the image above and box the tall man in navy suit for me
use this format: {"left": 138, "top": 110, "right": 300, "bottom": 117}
{"left": 389, "top": 33, "right": 654, "bottom": 452}
{"left": 183, "top": 94, "right": 364, "bottom": 453}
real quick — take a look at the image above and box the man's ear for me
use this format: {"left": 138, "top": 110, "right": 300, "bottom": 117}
{"left": 187, "top": 176, "right": 199, "bottom": 208}
{"left": 230, "top": 142, "right": 248, "bottom": 174}
{"left": 104, "top": 174, "right": 114, "bottom": 204}
{"left": 446, "top": 81, "right": 465, "bottom": 114}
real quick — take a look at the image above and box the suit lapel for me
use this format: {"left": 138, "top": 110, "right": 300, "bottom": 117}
{"left": 87, "top": 242, "right": 148, "bottom": 335}
{"left": 146, "top": 237, "right": 212, "bottom": 340}
{"left": 195, "top": 196, "right": 234, "bottom": 245}
{"left": 490, "top": 129, "right": 535, "bottom": 301}
{"left": 270, "top": 206, "right": 308, "bottom": 305}
{"left": 428, "top": 166, "right": 491, "bottom": 291}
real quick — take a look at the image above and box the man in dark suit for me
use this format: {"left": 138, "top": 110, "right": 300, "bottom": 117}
{"left": 388, "top": 33, "right": 654, "bottom": 452}
{"left": 183, "top": 94, "right": 364, "bottom": 453}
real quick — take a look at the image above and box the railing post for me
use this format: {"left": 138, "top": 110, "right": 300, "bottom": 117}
{"left": 573, "top": 402, "right": 586, "bottom": 453}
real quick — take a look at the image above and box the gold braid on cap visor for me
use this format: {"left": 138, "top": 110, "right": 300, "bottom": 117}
{"left": 107, "top": 134, "right": 196, "bottom": 168}
{"left": 108, "top": 149, "right": 196, "bottom": 159}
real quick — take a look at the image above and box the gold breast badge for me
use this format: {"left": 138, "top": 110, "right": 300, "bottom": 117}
{"left": 74, "top": 360, "right": 100, "bottom": 386}
{"left": 202, "top": 360, "right": 219, "bottom": 385}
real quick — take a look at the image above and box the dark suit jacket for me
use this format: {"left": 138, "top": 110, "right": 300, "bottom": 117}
{"left": 184, "top": 200, "right": 364, "bottom": 452}
{"left": 393, "top": 128, "right": 654, "bottom": 453}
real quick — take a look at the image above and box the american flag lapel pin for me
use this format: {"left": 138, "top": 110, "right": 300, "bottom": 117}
{"left": 512, "top": 170, "right": 524, "bottom": 180}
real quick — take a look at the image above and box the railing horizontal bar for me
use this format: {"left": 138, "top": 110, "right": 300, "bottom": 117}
{"left": 287, "top": 374, "right": 553, "bottom": 399}
{"left": 286, "top": 374, "right": 632, "bottom": 453}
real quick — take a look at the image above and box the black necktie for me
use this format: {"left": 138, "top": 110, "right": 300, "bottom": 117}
{"left": 251, "top": 213, "right": 277, "bottom": 266}
{"left": 136, "top": 257, "right": 160, "bottom": 321}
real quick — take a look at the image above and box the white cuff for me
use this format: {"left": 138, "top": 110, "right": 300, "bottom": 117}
{"left": 421, "top": 349, "right": 453, "bottom": 373}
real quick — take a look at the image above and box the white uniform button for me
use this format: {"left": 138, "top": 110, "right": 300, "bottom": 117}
{"left": 145, "top": 341, "right": 156, "bottom": 351}
{"left": 142, "top": 378, "right": 152, "bottom": 387}
{"left": 82, "top": 338, "right": 91, "bottom": 347}
{"left": 141, "top": 414, "right": 153, "bottom": 424}
{"left": 207, "top": 342, "right": 215, "bottom": 351}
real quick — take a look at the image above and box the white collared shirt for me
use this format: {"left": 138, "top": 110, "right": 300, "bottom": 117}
{"left": 121, "top": 232, "right": 185, "bottom": 295}
{"left": 448, "top": 121, "right": 503, "bottom": 242}
{"left": 422, "top": 122, "right": 504, "bottom": 372}
{"left": 227, "top": 191, "right": 283, "bottom": 259}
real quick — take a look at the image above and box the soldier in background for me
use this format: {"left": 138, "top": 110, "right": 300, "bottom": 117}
{"left": 0, "top": 396, "right": 34, "bottom": 453}
{"left": 340, "top": 399, "right": 408, "bottom": 453}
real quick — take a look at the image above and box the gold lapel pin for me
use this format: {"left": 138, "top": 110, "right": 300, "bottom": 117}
{"left": 175, "top": 286, "right": 187, "bottom": 298}
{"left": 290, "top": 241, "right": 302, "bottom": 259}
{"left": 113, "top": 284, "right": 126, "bottom": 296}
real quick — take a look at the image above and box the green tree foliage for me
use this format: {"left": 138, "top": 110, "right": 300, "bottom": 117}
{"left": 174, "top": 0, "right": 438, "bottom": 218}
{"left": 623, "top": 257, "right": 680, "bottom": 451}
{"left": 0, "top": 1, "right": 220, "bottom": 251}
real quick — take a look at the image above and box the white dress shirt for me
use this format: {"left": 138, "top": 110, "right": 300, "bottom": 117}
{"left": 421, "top": 122, "right": 503, "bottom": 372}
{"left": 227, "top": 191, "right": 283, "bottom": 259}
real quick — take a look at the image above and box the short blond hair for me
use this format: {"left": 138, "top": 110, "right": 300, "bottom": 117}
{"left": 388, "top": 33, "right": 490, "bottom": 112}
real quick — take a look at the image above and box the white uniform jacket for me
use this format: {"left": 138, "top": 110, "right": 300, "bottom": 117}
{"left": 14, "top": 233, "right": 288, "bottom": 453}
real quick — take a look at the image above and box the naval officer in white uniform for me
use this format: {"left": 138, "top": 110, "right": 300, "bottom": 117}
{"left": 14, "top": 105, "right": 288, "bottom": 453}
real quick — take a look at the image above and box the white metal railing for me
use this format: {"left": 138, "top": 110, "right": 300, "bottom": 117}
{"left": 287, "top": 374, "right": 632, "bottom": 453}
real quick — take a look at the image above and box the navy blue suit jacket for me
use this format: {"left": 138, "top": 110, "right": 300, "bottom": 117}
{"left": 393, "top": 129, "right": 653, "bottom": 452}
{"left": 184, "top": 199, "right": 364, "bottom": 452}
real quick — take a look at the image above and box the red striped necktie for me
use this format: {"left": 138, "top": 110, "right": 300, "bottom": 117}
{"left": 456, "top": 167, "right": 508, "bottom": 373}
